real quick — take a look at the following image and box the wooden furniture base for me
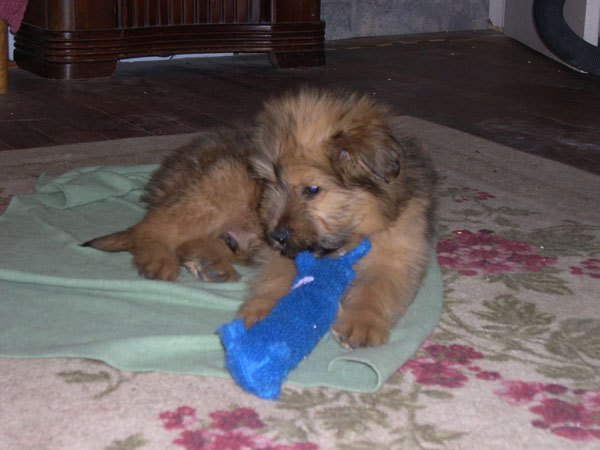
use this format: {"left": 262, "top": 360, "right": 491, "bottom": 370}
{"left": 14, "top": 0, "right": 325, "bottom": 80}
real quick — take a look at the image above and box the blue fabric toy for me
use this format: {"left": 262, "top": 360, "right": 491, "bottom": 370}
{"left": 218, "top": 239, "right": 371, "bottom": 399}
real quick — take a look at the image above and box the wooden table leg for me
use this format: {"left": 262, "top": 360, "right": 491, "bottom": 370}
{"left": 0, "top": 19, "right": 8, "bottom": 94}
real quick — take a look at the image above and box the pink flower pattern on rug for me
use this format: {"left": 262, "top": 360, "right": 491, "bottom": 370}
{"left": 401, "top": 344, "right": 484, "bottom": 388}
{"left": 570, "top": 258, "right": 600, "bottom": 279}
{"left": 453, "top": 187, "right": 496, "bottom": 203}
{"left": 160, "top": 406, "right": 198, "bottom": 430}
{"left": 160, "top": 406, "right": 318, "bottom": 450}
{"left": 400, "top": 343, "right": 600, "bottom": 442}
{"left": 436, "top": 229, "right": 557, "bottom": 276}
{"left": 209, "top": 407, "right": 265, "bottom": 431}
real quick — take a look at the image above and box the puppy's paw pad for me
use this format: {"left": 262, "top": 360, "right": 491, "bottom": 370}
{"left": 201, "top": 266, "right": 240, "bottom": 283}
{"left": 184, "top": 259, "right": 240, "bottom": 283}
{"left": 183, "top": 260, "right": 202, "bottom": 279}
{"left": 183, "top": 259, "right": 213, "bottom": 279}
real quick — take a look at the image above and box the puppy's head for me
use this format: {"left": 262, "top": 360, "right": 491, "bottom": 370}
{"left": 252, "top": 89, "right": 410, "bottom": 258}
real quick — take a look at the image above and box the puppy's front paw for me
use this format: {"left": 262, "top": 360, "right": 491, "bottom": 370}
{"left": 332, "top": 311, "right": 390, "bottom": 349}
{"left": 237, "top": 297, "right": 279, "bottom": 328}
{"left": 183, "top": 259, "right": 240, "bottom": 283}
{"left": 133, "top": 250, "right": 179, "bottom": 281}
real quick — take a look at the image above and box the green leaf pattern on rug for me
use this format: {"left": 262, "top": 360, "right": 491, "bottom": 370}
{"left": 104, "top": 434, "right": 147, "bottom": 450}
{"left": 57, "top": 360, "right": 139, "bottom": 399}
{"left": 546, "top": 319, "right": 600, "bottom": 361}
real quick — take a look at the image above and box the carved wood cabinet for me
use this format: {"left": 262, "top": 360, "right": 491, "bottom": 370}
{"left": 14, "top": 0, "right": 325, "bottom": 79}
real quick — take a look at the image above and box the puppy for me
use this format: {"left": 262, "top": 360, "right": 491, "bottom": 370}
{"left": 83, "top": 128, "right": 265, "bottom": 282}
{"left": 237, "top": 89, "right": 438, "bottom": 348}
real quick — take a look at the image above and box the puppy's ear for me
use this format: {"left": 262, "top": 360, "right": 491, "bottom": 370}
{"left": 329, "top": 125, "right": 403, "bottom": 184}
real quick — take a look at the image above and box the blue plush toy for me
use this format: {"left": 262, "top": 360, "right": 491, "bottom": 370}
{"left": 217, "top": 239, "right": 371, "bottom": 399}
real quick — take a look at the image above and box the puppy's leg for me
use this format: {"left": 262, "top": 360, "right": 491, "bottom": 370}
{"left": 332, "top": 262, "right": 414, "bottom": 348}
{"left": 132, "top": 238, "right": 180, "bottom": 281}
{"left": 177, "top": 237, "right": 240, "bottom": 282}
{"left": 122, "top": 209, "right": 183, "bottom": 281}
{"left": 237, "top": 251, "right": 296, "bottom": 327}
{"left": 333, "top": 202, "right": 433, "bottom": 348}
{"left": 83, "top": 224, "right": 180, "bottom": 281}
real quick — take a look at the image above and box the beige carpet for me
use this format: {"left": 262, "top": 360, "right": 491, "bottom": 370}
{"left": 1, "top": 117, "right": 599, "bottom": 450}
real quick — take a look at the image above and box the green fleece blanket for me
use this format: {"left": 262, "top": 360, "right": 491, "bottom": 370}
{"left": 0, "top": 165, "right": 443, "bottom": 393}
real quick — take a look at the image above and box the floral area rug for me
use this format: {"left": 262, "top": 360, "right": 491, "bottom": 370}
{"left": 1, "top": 117, "right": 599, "bottom": 450}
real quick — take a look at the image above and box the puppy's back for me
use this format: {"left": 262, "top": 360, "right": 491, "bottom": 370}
{"left": 143, "top": 127, "right": 258, "bottom": 209}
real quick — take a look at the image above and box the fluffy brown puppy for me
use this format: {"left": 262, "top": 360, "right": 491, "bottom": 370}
{"left": 83, "top": 128, "right": 265, "bottom": 282}
{"left": 238, "top": 89, "right": 438, "bottom": 348}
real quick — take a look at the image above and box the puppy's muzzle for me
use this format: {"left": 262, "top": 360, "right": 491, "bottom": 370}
{"left": 269, "top": 227, "right": 291, "bottom": 247}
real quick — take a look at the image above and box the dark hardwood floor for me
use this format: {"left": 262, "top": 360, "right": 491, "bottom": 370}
{"left": 1, "top": 31, "right": 599, "bottom": 174}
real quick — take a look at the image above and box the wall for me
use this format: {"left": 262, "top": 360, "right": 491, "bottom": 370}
{"left": 322, "top": 0, "right": 491, "bottom": 41}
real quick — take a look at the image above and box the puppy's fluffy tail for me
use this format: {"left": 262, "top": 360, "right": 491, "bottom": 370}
{"left": 81, "top": 229, "right": 133, "bottom": 252}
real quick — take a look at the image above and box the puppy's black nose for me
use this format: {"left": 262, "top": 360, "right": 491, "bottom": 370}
{"left": 270, "top": 227, "right": 291, "bottom": 246}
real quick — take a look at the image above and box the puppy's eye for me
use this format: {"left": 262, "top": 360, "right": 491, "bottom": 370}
{"left": 302, "top": 185, "right": 321, "bottom": 198}
{"left": 221, "top": 233, "right": 239, "bottom": 253}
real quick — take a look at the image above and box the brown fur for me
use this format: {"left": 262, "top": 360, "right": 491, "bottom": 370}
{"left": 237, "top": 88, "right": 438, "bottom": 348}
{"left": 84, "top": 89, "right": 437, "bottom": 349}
{"left": 82, "top": 128, "right": 265, "bottom": 282}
